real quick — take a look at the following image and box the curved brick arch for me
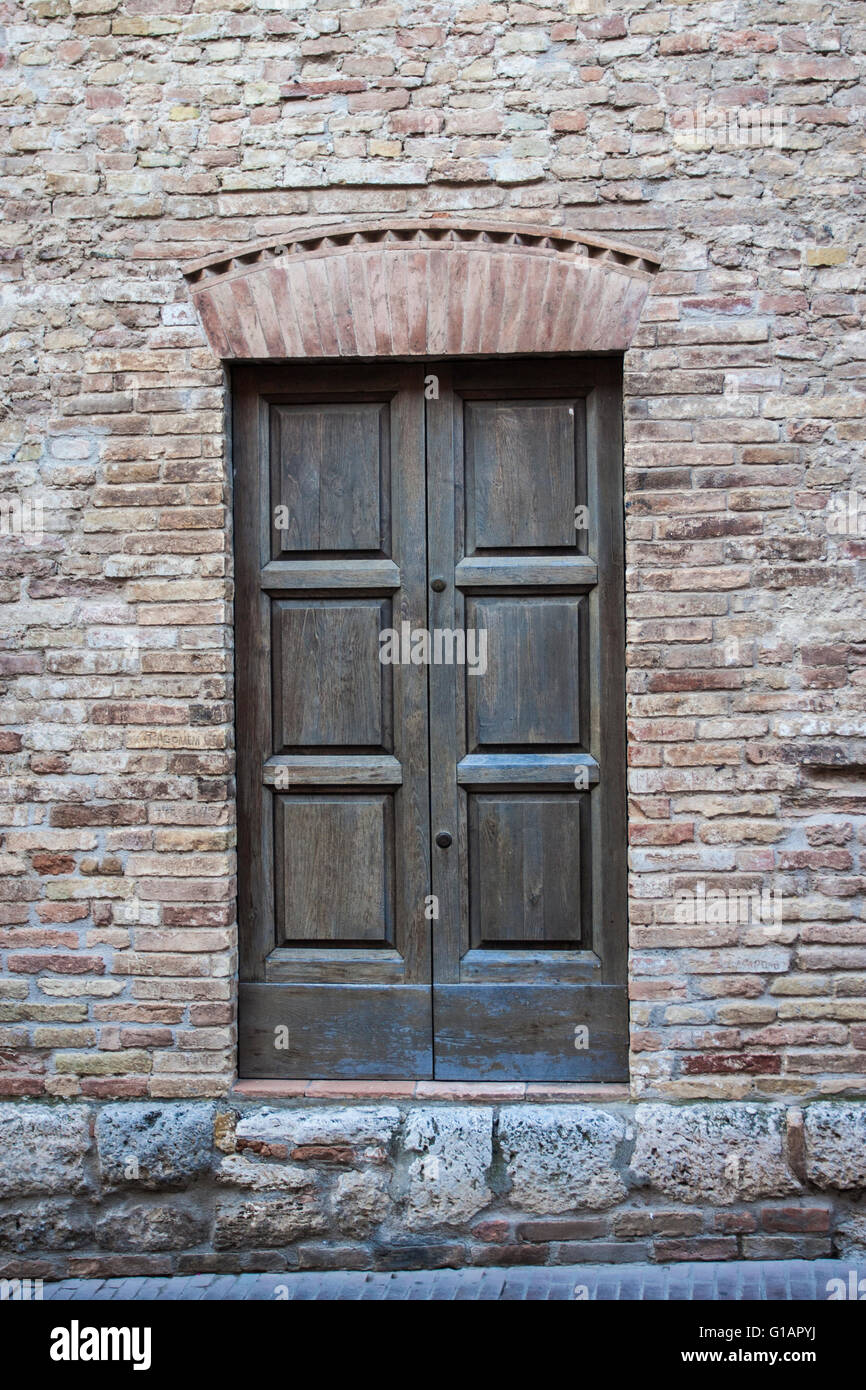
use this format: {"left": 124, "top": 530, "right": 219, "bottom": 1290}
{"left": 182, "top": 219, "right": 660, "bottom": 360}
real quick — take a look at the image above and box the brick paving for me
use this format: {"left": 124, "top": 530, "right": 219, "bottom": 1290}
{"left": 36, "top": 1261, "right": 864, "bottom": 1302}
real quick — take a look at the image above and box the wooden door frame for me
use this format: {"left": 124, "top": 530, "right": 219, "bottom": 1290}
{"left": 232, "top": 356, "right": 629, "bottom": 1079}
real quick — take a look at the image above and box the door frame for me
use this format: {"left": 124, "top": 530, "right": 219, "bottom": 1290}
{"left": 232, "top": 356, "right": 628, "bottom": 1079}
{"left": 182, "top": 217, "right": 661, "bottom": 1081}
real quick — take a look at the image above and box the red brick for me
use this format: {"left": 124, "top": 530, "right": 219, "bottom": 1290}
{"left": 654, "top": 1237, "right": 738, "bottom": 1261}
{"left": 32, "top": 853, "right": 75, "bottom": 875}
{"left": 760, "top": 1205, "right": 832, "bottom": 1234}
{"left": 8, "top": 954, "right": 106, "bottom": 975}
{"left": 682, "top": 1055, "right": 782, "bottom": 1075}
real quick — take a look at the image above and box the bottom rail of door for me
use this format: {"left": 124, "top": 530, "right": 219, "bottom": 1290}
{"left": 238, "top": 981, "right": 627, "bottom": 1081}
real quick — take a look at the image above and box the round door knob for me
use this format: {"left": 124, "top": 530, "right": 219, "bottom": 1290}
{"left": 430, "top": 577, "right": 446, "bottom": 592}
{"left": 435, "top": 830, "right": 452, "bottom": 849}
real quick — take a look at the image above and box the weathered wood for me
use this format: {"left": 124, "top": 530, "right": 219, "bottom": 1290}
{"left": 466, "top": 399, "right": 577, "bottom": 549}
{"left": 458, "top": 948, "right": 600, "bottom": 985}
{"left": 272, "top": 599, "right": 389, "bottom": 749}
{"left": 586, "top": 359, "right": 628, "bottom": 986}
{"left": 426, "top": 361, "right": 626, "bottom": 1073}
{"left": 234, "top": 364, "right": 432, "bottom": 1067}
{"left": 274, "top": 794, "right": 393, "bottom": 944}
{"left": 425, "top": 363, "right": 466, "bottom": 986}
{"left": 235, "top": 358, "right": 626, "bottom": 1080}
{"left": 239, "top": 983, "right": 433, "bottom": 1078}
{"left": 469, "top": 793, "right": 583, "bottom": 946}
{"left": 457, "top": 753, "right": 598, "bottom": 785}
{"left": 234, "top": 369, "right": 275, "bottom": 979}
{"left": 265, "top": 947, "right": 405, "bottom": 984}
{"left": 455, "top": 555, "right": 597, "bottom": 588}
{"left": 262, "top": 558, "right": 400, "bottom": 591}
{"left": 264, "top": 755, "right": 403, "bottom": 786}
{"left": 467, "top": 595, "right": 584, "bottom": 747}
{"left": 388, "top": 371, "right": 432, "bottom": 985}
{"left": 433, "top": 983, "right": 628, "bottom": 1080}
{"left": 270, "top": 401, "right": 387, "bottom": 554}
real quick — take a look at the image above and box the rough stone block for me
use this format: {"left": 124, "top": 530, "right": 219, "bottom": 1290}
{"left": 804, "top": 1103, "right": 866, "bottom": 1189}
{"left": 834, "top": 1213, "right": 866, "bottom": 1260}
{"left": 214, "top": 1153, "right": 313, "bottom": 1190}
{"left": 95, "top": 1201, "right": 210, "bottom": 1252}
{"left": 631, "top": 1104, "right": 800, "bottom": 1204}
{"left": 235, "top": 1106, "right": 399, "bottom": 1162}
{"left": 332, "top": 1169, "right": 390, "bottom": 1236}
{"left": 214, "top": 1194, "right": 325, "bottom": 1249}
{"left": 0, "top": 1199, "right": 92, "bottom": 1252}
{"left": 402, "top": 1107, "right": 493, "bottom": 1228}
{"left": 499, "top": 1105, "right": 627, "bottom": 1213}
{"left": 95, "top": 1103, "right": 214, "bottom": 1189}
{"left": 0, "top": 1104, "right": 91, "bottom": 1197}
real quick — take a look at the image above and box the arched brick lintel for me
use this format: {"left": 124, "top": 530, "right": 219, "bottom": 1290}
{"left": 182, "top": 219, "right": 661, "bottom": 360}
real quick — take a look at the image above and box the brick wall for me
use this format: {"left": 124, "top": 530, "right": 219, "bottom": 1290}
{"left": 1, "top": 0, "right": 865, "bottom": 1106}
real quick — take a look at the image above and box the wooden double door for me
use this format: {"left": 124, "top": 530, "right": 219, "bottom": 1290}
{"left": 234, "top": 359, "right": 626, "bottom": 1080}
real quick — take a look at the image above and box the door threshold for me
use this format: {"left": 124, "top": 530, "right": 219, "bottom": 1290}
{"left": 232, "top": 1079, "right": 631, "bottom": 1102}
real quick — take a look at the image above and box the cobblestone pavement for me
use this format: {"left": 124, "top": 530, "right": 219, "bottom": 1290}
{"left": 34, "top": 1261, "right": 864, "bottom": 1301}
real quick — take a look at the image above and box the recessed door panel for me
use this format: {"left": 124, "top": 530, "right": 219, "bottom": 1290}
{"left": 272, "top": 599, "right": 391, "bottom": 750}
{"left": 469, "top": 793, "right": 584, "bottom": 947}
{"left": 275, "top": 794, "right": 393, "bottom": 945}
{"left": 270, "top": 402, "right": 389, "bottom": 555}
{"left": 467, "top": 595, "right": 584, "bottom": 748}
{"left": 465, "top": 400, "right": 582, "bottom": 551}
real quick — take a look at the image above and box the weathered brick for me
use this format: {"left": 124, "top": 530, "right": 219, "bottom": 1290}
{"left": 0, "top": 0, "right": 860, "bottom": 1273}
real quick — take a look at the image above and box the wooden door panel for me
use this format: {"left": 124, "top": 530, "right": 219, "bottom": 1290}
{"left": 466, "top": 399, "right": 582, "bottom": 550}
{"left": 469, "top": 793, "right": 584, "bottom": 946}
{"left": 272, "top": 599, "right": 391, "bottom": 750}
{"left": 274, "top": 793, "right": 393, "bottom": 945}
{"left": 235, "top": 364, "right": 432, "bottom": 1078}
{"left": 427, "top": 360, "right": 627, "bottom": 1080}
{"left": 432, "top": 983, "right": 628, "bottom": 1081}
{"left": 239, "top": 982, "right": 432, "bottom": 1079}
{"left": 467, "top": 595, "right": 585, "bottom": 748}
{"left": 270, "top": 401, "right": 388, "bottom": 555}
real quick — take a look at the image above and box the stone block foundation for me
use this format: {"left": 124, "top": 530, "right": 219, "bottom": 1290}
{"left": 2, "top": 1098, "right": 865, "bottom": 1278}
